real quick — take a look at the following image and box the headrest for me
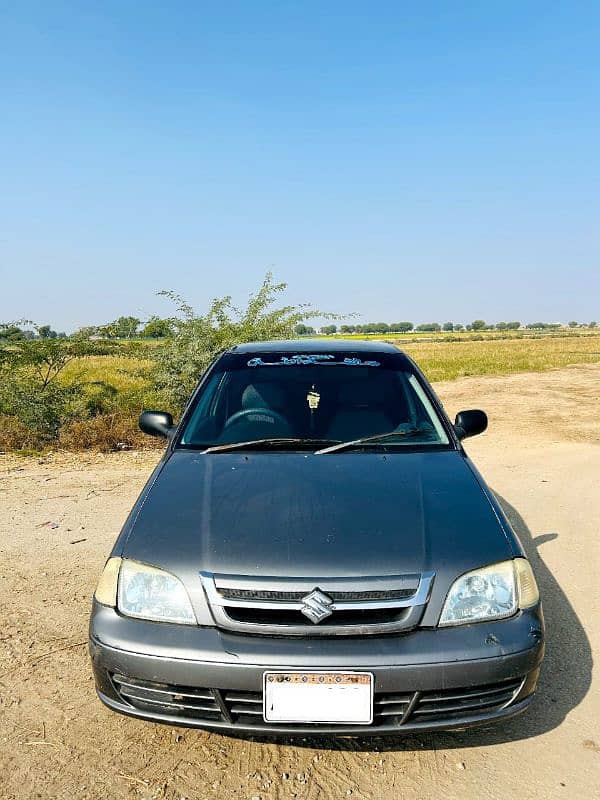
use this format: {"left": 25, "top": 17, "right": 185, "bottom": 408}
{"left": 242, "top": 383, "right": 287, "bottom": 411}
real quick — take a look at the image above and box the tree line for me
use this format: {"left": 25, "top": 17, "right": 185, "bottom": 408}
{"left": 2, "top": 316, "right": 597, "bottom": 342}
{"left": 297, "top": 320, "right": 597, "bottom": 335}
{"left": 0, "top": 316, "right": 173, "bottom": 341}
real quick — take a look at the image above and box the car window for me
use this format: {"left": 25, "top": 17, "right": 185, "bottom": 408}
{"left": 179, "top": 354, "right": 450, "bottom": 448}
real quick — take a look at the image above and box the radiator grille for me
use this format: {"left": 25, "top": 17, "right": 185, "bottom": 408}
{"left": 218, "top": 587, "right": 417, "bottom": 602}
{"left": 202, "top": 571, "right": 434, "bottom": 635}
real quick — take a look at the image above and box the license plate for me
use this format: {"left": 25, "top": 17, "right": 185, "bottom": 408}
{"left": 263, "top": 671, "right": 373, "bottom": 724}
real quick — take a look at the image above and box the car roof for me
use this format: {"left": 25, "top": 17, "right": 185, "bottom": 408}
{"left": 229, "top": 339, "right": 403, "bottom": 355}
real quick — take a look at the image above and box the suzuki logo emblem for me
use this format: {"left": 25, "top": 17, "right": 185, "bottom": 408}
{"left": 301, "top": 588, "right": 334, "bottom": 624}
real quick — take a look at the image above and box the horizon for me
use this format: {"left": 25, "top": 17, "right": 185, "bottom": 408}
{"left": 2, "top": 302, "right": 596, "bottom": 338}
{"left": 1, "top": 2, "right": 599, "bottom": 329}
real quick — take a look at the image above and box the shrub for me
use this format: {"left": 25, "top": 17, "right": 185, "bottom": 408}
{"left": 153, "top": 272, "right": 333, "bottom": 410}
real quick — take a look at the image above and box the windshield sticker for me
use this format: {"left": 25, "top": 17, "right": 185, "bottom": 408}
{"left": 341, "top": 357, "right": 381, "bottom": 367}
{"left": 247, "top": 355, "right": 334, "bottom": 366}
{"left": 247, "top": 355, "right": 380, "bottom": 367}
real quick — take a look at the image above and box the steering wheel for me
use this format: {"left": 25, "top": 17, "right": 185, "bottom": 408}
{"left": 223, "top": 407, "right": 289, "bottom": 430}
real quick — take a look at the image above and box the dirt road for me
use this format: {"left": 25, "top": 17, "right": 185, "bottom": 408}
{"left": 1, "top": 365, "right": 599, "bottom": 800}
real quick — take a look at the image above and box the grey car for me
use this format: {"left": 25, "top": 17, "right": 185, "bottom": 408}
{"left": 90, "top": 340, "right": 544, "bottom": 735}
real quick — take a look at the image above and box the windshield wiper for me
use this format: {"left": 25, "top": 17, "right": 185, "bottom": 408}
{"left": 202, "top": 438, "right": 339, "bottom": 454}
{"left": 314, "top": 429, "right": 423, "bottom": 455}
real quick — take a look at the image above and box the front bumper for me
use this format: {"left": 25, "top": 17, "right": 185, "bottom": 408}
{"left": 89, "top": 601, "right": 544, "bottom": 736}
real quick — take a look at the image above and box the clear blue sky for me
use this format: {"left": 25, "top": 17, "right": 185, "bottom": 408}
{"left": 1, "top": 1, "right": 599, "bottom": 331}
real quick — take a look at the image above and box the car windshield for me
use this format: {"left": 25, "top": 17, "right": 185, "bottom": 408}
{"left": 178, "top": 351, "right": 450, "bottom": 450}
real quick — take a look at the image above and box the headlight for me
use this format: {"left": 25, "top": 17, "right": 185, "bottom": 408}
{"left": 117, "top": 559, "right": 197, "bottom": 625}
{"left": 94, "top": 557, "right": 122, "bottom": 606}
{"left": 514, "top": 558, "right": 540, "bottom": 608}
{"left": 439, "top": 558, "right": 539, "bottom": 626}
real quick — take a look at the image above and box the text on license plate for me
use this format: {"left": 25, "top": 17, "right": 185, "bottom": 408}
{"left": 263, "top": 671, "right": 373, "bottom": 724}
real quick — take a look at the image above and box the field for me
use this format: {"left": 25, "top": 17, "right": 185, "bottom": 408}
{"left": 61, "top": 329, "right": 600, "bottom": 391}
{"left": 395, "top": 332, "right": 600, "bottom": 381}
{"left": 1, "top": 364, "right": 598, "bottom": 800}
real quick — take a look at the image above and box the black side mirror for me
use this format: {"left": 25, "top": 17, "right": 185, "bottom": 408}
{"left": 139, "top": 410, "right": 175, "bottom": 438}
{"left": 454, "top": 409, "right": 488, "bottom": 440}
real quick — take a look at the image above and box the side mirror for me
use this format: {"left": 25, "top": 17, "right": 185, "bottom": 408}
{"left": 139, "top": 410, "right": 175, "bottom": 438}
{"left": 454, "top": 409, "right": 488, "bottom": 440}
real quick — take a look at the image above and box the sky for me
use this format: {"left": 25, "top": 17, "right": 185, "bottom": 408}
{"left": 1, "top": 1, "right": 599, "bottom": 331}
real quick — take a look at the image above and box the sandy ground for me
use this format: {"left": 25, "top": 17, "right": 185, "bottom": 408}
{"left": 1, "top": 364, "right": 599, "bottom": 800}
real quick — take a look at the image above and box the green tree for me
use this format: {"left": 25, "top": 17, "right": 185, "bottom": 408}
{"left": 568, "top": 321, "right": 579, "bottom": 328}
{"left": 321, "top": 324, "right": 338, "bottom": 335}
{"left": 361, "top": 322, "right": 390, "bottom": 333}
{"left": 113, "top": 316, "right": 140, "bottom": 339}
{"left": 589, "top": 321, "right": 597, "bottom": 328}
{"left": 442, "top": 322, "right": 454, "bottom": 332}
{"left": 38, "top": 324, "right": 58, "bottom": 339}
{"left": 389, "top": 322, "right": 413, "bottom": 333}
{"left": 141, "top": 316, "right": 173, "bottom": 338}
{"left": 470, "top": 319, "right": 487, "bottom": 331}
{"left": 0, "top": 324, "right": 26, "bottom": 341}
{"left": 416, "top": 323, "right": 441, "bottom": 332}
{"left": 71, "top": 325, "right": 99, "bottom": 339}
{"left": 294, "top": 323, "right": 316, "bottom": 336}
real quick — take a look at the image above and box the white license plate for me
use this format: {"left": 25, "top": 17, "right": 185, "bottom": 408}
{"left": 263, "top": 671, "right": 373, "bottom": 724}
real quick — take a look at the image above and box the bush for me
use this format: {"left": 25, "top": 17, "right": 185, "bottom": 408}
{"left": 0, "top": 379, "right": 72, "bottom": 446}
{"left": 153, "top": 272, "right": 333, "bottom": 410}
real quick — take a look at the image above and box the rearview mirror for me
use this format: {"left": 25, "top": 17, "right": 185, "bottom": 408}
{"left": 139, "top": 410, "right": 175, "bottom": 438}
{"left": 454, "top": 409, "right": 488, "bottom": 440}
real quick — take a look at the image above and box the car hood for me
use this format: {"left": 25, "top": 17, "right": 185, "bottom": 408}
{"left": 120, "top": 449, "right": 515, "bottom": 581}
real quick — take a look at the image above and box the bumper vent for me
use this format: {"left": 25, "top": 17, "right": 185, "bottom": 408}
{"left": 411, "top": 677, "right": 525, "bottom": 721}
{"left": 111, "top": 674, "right": 222, "bottom": 721}
{"left": 110, "top": 674, "right": 525, "bottom": 729}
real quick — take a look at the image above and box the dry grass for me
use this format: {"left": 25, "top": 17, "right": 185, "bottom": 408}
{"left": 398, "top": 334, "right": 600, "bottom": 381}
{"left": 62, "top": 331, "right": 600, "bottom": 388}
{"left": 58, "top": 412, "right": 156, "bottom": 451}
{"left": 60, "top": 353, "right": 155, "bottom": 396}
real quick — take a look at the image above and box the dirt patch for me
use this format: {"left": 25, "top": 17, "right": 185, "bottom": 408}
{"left": 435, "top": 362, "right": 600, "bottom": 444}
{"left": 1, "top": 366, "right": 599, "bottom": 800}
